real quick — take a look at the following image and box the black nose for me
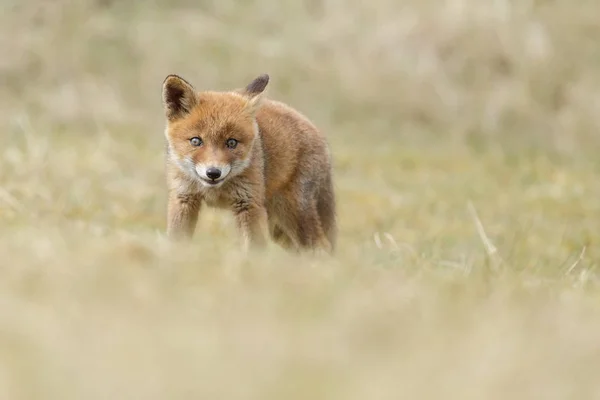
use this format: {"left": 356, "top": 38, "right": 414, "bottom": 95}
{"left": 206, "top": 167, "right": 221, "bottom": 180}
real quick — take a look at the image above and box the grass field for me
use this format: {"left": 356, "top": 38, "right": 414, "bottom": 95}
{"left": 2, "top": 0, "right": 600, "bottom": 398}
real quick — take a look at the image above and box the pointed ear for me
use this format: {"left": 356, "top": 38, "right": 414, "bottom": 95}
{"left": 162, "top": 75, "right": 198, "bottom": 121}
{"left": 239, "top": 74, "right": 269, "bottom": 114}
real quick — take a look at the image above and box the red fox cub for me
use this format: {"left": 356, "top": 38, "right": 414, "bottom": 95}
{"left": 161, "top": 74, "right": 337, "bottom": 253}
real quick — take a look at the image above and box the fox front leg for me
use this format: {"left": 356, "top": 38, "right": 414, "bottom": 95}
{"left": 233, "top": 201, "right": 269, "bottom": 252}
{"left": 167, "top": 192, "right": 201, "bottom": 240}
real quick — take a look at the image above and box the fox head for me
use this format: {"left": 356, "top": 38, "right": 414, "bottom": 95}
{"left": 162, "top": 74, "right": 269, "bottom": 188}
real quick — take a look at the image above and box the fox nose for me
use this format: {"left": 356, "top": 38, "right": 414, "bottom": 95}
{"left": 206, "top": 167, "right": 222, "bottom": 180}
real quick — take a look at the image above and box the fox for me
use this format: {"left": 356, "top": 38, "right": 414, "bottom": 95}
{"left": 161, "top": 73, "right": 337, "bottom": 254}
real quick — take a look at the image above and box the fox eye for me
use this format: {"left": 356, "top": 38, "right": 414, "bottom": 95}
{"left": 190, "top": 137, "right": 203, "bottom": 147}
{"left": 226, "top": 138, "right": 238, "bottom": 149}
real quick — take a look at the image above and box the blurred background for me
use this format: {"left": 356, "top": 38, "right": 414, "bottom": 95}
{"left": 1, "top": 0, "right": 600, "bottom": 398}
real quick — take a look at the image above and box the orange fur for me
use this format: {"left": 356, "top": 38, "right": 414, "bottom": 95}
{"left": 162, "top": 74, "right": 336, "bottom": 253}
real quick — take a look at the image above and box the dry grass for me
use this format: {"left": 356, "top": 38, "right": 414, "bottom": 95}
{"left": 2, "top": 0, "right": 600, "bottom": 398}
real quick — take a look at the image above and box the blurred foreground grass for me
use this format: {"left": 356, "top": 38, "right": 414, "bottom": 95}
{"left": 1, "top": 0, "right": 600, "bottom": 398}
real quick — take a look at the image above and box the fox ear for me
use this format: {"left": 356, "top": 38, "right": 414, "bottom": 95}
{"left": 244, "top": 74, "right": 269, "bottom": 96}
{"left": 240, "top": 74, "right": 269, "bottom": 114}
{"left": 162, "top": 75, "right": 198, "bottom": 121}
